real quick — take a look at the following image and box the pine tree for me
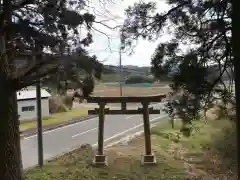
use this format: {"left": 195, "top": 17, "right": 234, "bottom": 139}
{"left": 121, "top": 0, "right": 238, "bottom": 135}
{"left": 0, "top": 0, "right": 102, "bottom": 179}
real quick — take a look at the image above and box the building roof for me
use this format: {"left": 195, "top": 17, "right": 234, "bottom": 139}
{"left": 17, "top": 88, "right": 51, "bottom": 100}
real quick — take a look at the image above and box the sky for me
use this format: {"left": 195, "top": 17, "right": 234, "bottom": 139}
{"left": 82, "top": 0, "right": 171, "bottom": 67}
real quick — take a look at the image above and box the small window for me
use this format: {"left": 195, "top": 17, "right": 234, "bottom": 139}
{"left": 22, "top": 106, "right": 35, "bottom": 112}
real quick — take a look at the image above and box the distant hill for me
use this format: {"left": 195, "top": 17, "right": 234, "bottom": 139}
{"left": 101, "top": 64, "right": 234, "bottom": 83}
{"left": 103, "top": 65, "right": 151, "bottom": 75}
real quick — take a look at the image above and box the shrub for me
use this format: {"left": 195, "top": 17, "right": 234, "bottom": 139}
{"left": 62, "top": 95, "right": 74, "bottom": 109}
{"left": 49, "top": 95, "right": 73, "bottom": 114}
{"left": 125, "top": 75, "right": 154, "bottom": 84}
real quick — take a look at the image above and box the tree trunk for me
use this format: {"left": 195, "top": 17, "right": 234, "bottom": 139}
{"left": 232, "top": 0, "right": 240, "bottom": 173}
{"left": 0, "top": 0, "right": 24, "bottom": 178}
{"left": 0, "top": 86, "right": 24, "bottom": 180}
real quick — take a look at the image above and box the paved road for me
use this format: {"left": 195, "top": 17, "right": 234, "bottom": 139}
{"left": 21, "top": 103, "right": 166, "bottom": 169}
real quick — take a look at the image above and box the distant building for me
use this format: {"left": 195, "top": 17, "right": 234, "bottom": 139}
{"left": 17, "top": 87, "right": 51, "bottom": 120}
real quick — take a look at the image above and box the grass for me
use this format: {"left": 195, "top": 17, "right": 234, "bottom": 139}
{"left": 25, "top": 118, "right": 236, "bottom": 180}
{"left": 20, "top": 108, "right": 88, "bottom": 130}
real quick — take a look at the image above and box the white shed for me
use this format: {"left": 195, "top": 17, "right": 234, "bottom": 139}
{"left": 17, "top": 88, "right": 51, "bottom": 120}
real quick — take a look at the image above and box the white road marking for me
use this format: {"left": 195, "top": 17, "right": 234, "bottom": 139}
{"left": 92, "top": 115, "right": 166, "bottom": 147}
{"left": 72, "top": 127, "right": 98, "bottom": 138}
{"left": 71, "top": 114, "right": 139, "bottom": 138}
{"left": 125, "top": 115, "right": 137, "bottom": 119}
{"left": 23, "top": 102, "right": 164, "bottom": 140}
{"left": 23, "top": 117, "right": 98, "bottom": 140}
{"left": 104, "top": 122, "right": 159, "bottom": 149}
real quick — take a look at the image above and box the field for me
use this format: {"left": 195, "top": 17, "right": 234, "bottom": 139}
{"left": 25, "top": 118, "right": 237, "bottom": 180}
{"left": 93, "top": 83, "right": 171, "bottom": 97}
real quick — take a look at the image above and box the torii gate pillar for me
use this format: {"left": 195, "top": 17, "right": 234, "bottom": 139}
{"left": 93, "top": 102, "right": 108, "bottom": 166}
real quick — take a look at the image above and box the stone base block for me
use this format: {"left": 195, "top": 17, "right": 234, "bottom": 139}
{"left": 93, "top": 154, "right": 108, "bottom": 166}
{"left": 141, "top": 154, "right": 156, "bottom": 165}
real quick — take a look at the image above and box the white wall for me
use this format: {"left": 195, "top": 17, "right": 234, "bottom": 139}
{"left": 18, "top": 98, "right": 50, "bottom": 121}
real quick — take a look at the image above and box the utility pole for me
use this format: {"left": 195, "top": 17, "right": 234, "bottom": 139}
{"left": 36, "top": 80, "right": 43, "bottom": 167}
{"left": 119, "top": 47, "right": 123, "bottom": 96}
{"left": 35, "top": 44, "right": 43, "bottom": 167}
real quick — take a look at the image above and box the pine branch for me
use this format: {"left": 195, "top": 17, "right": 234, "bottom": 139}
{"left": 11, "top": 65, "right": 59, "bottom": 91}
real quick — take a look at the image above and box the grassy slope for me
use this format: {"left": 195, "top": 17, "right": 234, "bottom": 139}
{"left": 20, "top": 108, "right": 88, "bottom": 130}
{"left": 25, "top": 118, "right": 236, "bottom": 180}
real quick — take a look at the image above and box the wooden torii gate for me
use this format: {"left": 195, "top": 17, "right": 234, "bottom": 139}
{"left": 87, "top": 94, "right": 166, "bottom": 166}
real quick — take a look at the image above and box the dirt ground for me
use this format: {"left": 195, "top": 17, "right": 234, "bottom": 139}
{"left": 73, "top": 83, "right": 170, "bottom": 108}
{"left": 93, "top": 84, "right": 171, "bottom": 97}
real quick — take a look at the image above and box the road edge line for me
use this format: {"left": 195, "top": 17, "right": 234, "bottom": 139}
{"left": 22, "top": 116, "right": 98, "bottom": 139}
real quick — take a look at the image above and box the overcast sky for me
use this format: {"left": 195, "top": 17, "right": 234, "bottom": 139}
{"left": 83, "top": 0, "right": 171, "bottom": 67}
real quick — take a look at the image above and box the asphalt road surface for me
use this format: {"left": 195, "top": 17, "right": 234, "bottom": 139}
{"left": 21, "top": 103, "right": 166, "bottom": 169}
